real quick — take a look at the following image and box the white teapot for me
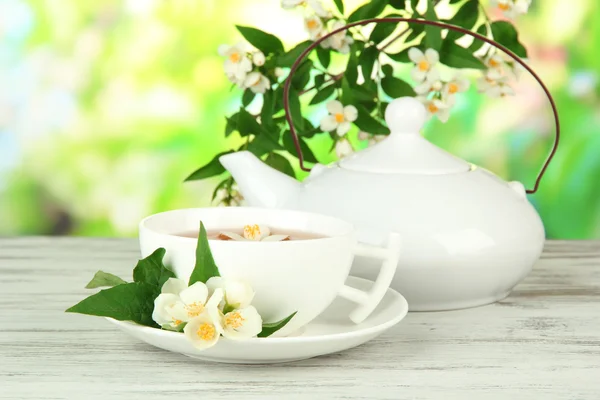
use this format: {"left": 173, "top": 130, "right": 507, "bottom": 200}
{"left": 220, "top": 97, "right": 546, "bottom": 311}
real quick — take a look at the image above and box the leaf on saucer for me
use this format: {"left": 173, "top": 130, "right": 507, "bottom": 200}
{"left": 188, "top": 221, "right": 220, "bottom": 285}
{"left": 85, "top": 271, "right": 127, "bottom": 289}
{"left": 132, "top": 248, "right": 175, "bottom": 289}
{"left": 258, "top": 311, "right": 297, "bottom": 338}
{"left": 66, "top": 282, "right": 159, "bottom": 328}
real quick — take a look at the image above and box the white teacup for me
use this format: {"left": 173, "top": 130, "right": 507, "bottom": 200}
{"left": 139, "top": 207, "right": 401, "bottom": 336}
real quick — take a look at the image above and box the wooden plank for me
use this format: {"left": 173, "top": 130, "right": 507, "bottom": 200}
{"left": 0, "top": 239, "right": 599, "bottom": 399}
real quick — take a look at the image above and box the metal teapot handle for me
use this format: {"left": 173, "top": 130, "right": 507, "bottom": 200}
{"left": 282, "top": 17, "right": 560, "bottom": 194}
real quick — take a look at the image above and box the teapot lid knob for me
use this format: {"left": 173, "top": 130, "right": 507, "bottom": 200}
{"left": 385, "top": 97, "right": 426, "bottom": 134}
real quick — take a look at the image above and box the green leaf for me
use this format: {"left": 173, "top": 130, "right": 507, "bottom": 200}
{"left": 133, "top": 248, "right": 175, "bottom": 289}
{"left": 211, "top": 179, "right": 230, "bottom": 201}
{"left": 386, "top": 48, "right": 411, "bottom": 63}
{"left": 316, "top": 46, "right": 331, "bottom": 69}
{"left": 469, "top": 24, "right": 489, "bottom": 52}
{"left": 85, "top": 271, "right": 127, "bottom": 289}
{"left": 261, "top": 90, "right": 275, "bottom": 130}
{"left": 389, "top": 0, "right": 406, "bottom": 9}
{"left": 66, "top": 282, "right": 158, "bottom": 327}
{"left": 410, "top": 0, "right": 419, "bottom": 11}
{"left": 406, "top": 24, "right": 425, "bottom": 42}
{"left": 354, "top": 105, "right": 390, "bottom": 135}
{"left": 237, "top": 108, "right": 262, "bottom": 136}
{"left": 277, "top": 41, "right": 312, "bottom": 67}
{"left": 370, "top": 20, "right": 397, "bottom": 44}
{"left": 359, "top": 46, "right": 379, "bottom": 84}
{"left": 248, "top": 133, "right": 284, "bottom": 157}
{"left": 265, "top": 152, "right": 295, "bottom": 178}
{"left": 333, "top": 0, "right": 344, "bottom": 14}
{"left": 225, "top": 113, "right": 239, "bottom": 137}
{"left": 381, "top": 76, "right": 416, "bottom": 98}
{"left": 446, "top": 0, "right": 479, "bottom": 42}
{"left": 425, "top": 0, "right": 441, "bottom": 51}
{"left": 185, "top": 151, "right": 233, "bottom": 181}
{"left": 490, "top": 21, "right": 528, "bottom": 58}
{"left": 348, "top": 0, "right": 387, "bottom": 22}
{"left": 310, "top": 84, "right": 336, "bottom": 105}
{"left": 381, "top": 64, "right": 394, "bottom": 76}
{"left": 340, "top": 77, "right": 355, "bottom": 104}
{"left": 188, "top": 221, "right": 220, "bottom": 285}
{"left": 242, "top": 89, "right": 256, "bottom": 107}
{"left": 439, "top": 42, "right": 486, "bottom": 69}
{"left": 345, "top": 44, "right": 359, "bottom": 84}
{"left": 258, "top": 312, "right": 298, "bottom": 338}
{"left": 283, "top": 133, "right": 318, "bottom": 163}
{"left": 292, "top": 60, "right": 313, "bottom": 90}
{"left": 288, "top": 88, "right": 304, "bottom": 131}
{"left": 236, "top": 25, "right": 284, "bottom": 55}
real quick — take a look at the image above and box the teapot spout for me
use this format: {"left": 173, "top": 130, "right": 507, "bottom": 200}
{"left": 219, "top": 151, "right": 301, "bottom": 208}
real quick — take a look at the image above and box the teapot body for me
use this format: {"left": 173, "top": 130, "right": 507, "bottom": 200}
{"left": 274, "top": 166, "right": 544, "bottom": 311}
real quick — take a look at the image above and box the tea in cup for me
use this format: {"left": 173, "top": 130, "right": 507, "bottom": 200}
{"left": 139, "top": 207, "right": 401, "bottom": 336}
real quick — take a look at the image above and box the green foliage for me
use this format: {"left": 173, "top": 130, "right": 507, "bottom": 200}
{"left": 258, "top": 312, "right": 298, "bottom": 338}
{"left": 189, "top": 221, "right": 221, "bottom": 285}
{"left": 66, "top": 282, "right": 159, "bottom": 327}
{"left": 439, "top": 42, "right": 486, "bottom": 69}
{"left": 85, "top": 271, "right": 127, "bottom": 289}
{"left": 133, "top": 248, "right": 176, "bottom": 288}
{"left": 490, "top": 21, "right": 528, "bottom": 58}
{"left": 236, "top": 26, "right": 284, "bottom": 55}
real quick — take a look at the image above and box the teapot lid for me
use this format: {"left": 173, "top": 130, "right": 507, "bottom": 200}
{"left": 339, "top": 97, "right": 471, "bottom": 174}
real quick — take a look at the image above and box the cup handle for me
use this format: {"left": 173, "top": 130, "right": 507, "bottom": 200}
{"left": 338, "top": 232, "right": 402, "bottom": 324}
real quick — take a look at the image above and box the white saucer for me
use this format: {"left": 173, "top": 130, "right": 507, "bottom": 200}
{"left": 108, "top": 276, "right": 408, "bottom": 364}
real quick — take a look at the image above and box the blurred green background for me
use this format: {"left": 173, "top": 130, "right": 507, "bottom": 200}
{"left": 0, "top": 0, "right": 598, "bottom": 238}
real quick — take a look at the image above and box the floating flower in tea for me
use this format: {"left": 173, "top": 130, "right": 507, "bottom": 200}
{"left": 218, "top": 224, "right": 290, "bottom": 242}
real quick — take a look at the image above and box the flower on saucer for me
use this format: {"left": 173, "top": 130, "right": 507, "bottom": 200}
{"left": 207, "top": 277, "right": 255, "bottom": 309}
{"left": 219, "top": 224, "right": 290, "bottom": 242}
{"left": 152, "top": 278, "right": 217, "bottom": 330}
{"left": 183, "top": 288, "right": 224, "bottom": 349}
{"left": 211, "top": 303, "right": 263, "bottom": 340}
{"left": 320, "top": 100, "right": 358, "bottom": 136}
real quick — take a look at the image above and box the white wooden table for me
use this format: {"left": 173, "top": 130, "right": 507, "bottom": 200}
{"left": 1, "top": 238, "right": 599, "bottom": 399}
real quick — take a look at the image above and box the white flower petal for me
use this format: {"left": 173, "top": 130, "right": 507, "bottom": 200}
{"left": 179, "top": 281, "right": 209, "bottom": 306}
{"left": 243, "top": 224, "right": 271, "bottom": 240}
{"left": 252, "top": 51, "right": 265, "bottom": 66}
{"left": 336, "top": 121, "right": 351, "bottom": 136}
{"left": 206, "top": 288, "right": 225, "bottom": 335}
{"left": 326, "top": 100, "right": 344, "bottom": 115}
{"left": 166, "top": 301, "right": 191, "bottom": 323}
{"left": 335, "top": 139, "right": 353, "bottom": 158}
{"left": 343, "top": 105, "right": 358, "bottom": 122}
{"left": 219, "top": 231, "right": 247, "bottom": 241}
{"left": 437, "top": 108, "right": 451, "bottom": 123}
{"left": 424, "top": 48, "right": 439, "bottom": 65}
{"left": 184, "top": 314, "right": 220, "bottom": 350}
{"left": 217, "top": 44, "right": 231, "bottom": 56}
{"left": 161, "top": 278, "right": 187, "bottom": 295}
{"left": 221, "top": 306, "right": 263, "bottom": 340}
{"left": 357, "top": 131, "right": 370, "bottom": 141}
{"left": 223, "top": 280, "right": 255, "bottom": 309}
{"left": 206, "top": 276, "right": 225, "bottom": 293}
{"left": 411, "top": 68, "right": 427, "bottom": 82}
{"left": 320, "top": 115, "right": 338, "bottom": 132}
{"left": 408, "top": 47, "right": 424, "bottom": 63}
{"left": 414, "top": 81, "right": 432, "bottom": 95}
{"left": 261, "top": 234, "right": 290, "bottom": 242}
{"left": 152, "top": 293, "right": 180, "bottom": 326}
